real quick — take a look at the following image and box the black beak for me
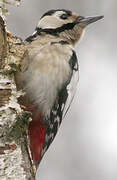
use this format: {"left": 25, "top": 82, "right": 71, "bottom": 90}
{"left": 78, "top": 15, "right": 104, "bottom": 26}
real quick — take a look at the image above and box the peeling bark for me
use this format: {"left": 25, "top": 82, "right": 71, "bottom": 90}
{"left": 0, "top": 7, "right": 36, "bottom": 180}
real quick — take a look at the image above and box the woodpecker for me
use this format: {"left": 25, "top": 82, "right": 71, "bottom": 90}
{"left": 15, "top": 9, "right": 103, "bottom": 167}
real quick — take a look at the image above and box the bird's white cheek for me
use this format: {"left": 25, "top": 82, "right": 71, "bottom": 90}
{"left": 38, "top": 16, "right": 64, "bottom": 29}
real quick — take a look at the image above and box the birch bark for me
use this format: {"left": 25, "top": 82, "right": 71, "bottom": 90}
{"left": 0, "top": 1, "right": 35, "bottom": 179}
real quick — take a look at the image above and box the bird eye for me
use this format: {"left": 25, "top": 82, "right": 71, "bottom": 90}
{"left": 60, "top": 14, "right": 68, "bottom": 20}
{"left": 78, "top": 16, "right": 84, "bottom": 21}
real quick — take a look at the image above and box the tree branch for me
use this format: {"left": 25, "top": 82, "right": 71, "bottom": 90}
{"left": 0, "top": 4, "right": 36, "bottom": 179}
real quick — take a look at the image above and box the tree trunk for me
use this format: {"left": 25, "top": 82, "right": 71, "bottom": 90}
{"left": 0, "top": 4, "right": 35, "bottom": 180}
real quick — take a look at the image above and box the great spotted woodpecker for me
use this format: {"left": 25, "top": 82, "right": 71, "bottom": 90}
{"left": 15, "top": 9, "right": 103, "bottom": 168}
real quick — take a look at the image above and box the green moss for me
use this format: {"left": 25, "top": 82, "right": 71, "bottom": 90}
{"left": 7, "top": 112, "right": 31, "bottom": 144}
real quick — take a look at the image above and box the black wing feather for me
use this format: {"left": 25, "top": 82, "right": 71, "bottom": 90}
{"left": 41, "top": 50, "right": 79, "bottom": 160}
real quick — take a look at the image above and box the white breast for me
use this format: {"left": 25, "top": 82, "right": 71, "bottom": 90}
{"left": 20, "top": 43, "right": 73, "bottom": 116}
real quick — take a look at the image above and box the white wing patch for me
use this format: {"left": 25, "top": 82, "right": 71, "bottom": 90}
{"left": 63, "top": 52, "right": 79, "bottom": 118}
{"left": 63, "top": 64, "right": 79, "bottom": 118}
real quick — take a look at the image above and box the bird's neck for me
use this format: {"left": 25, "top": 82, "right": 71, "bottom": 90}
{"left": 59, "top": 24, "right": 84, "bottom": 46}
{"left": 29, "top": 34, "right": 73, "bottom": 47}
{"left": 26, "top": 25, "right": 83, "bottom": 47}
{"left": 27, "top": 24, "right": 84, "bottom": 47}
{"left": 41, "top": 24, "right": 84, "bottom": 46}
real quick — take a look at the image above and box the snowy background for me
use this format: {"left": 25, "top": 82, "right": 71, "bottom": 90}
{"left": 7, "top": 0, "right": 117, "bottom": 180}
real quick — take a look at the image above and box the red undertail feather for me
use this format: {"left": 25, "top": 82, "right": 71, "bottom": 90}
{"left": 28, "top": 113, "right": 46, "bottom": 165}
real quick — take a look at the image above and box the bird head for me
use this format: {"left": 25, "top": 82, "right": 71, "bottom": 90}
{"left": 35, "top": 9, "right": 104, "bottom": 45}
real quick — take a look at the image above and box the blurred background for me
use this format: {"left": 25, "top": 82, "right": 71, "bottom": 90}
{"left": 7, "top": 0, "right": 117, "bottom": 180}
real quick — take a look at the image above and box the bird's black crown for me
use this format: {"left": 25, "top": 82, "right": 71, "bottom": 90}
{"left": 41, "top": 9, "right": 72, "bottom": 19}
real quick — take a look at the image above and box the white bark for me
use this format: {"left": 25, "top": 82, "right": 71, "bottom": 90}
{"left": 0, "top": 2, "right": 36, "bottom": 179}
{"left": 0, "top": 73, "right": 34, "bottom": 180}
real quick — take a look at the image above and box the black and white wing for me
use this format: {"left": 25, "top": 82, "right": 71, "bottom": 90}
{"left": 51, "top": 49, "right": 79, "bottom": 124}
{"left": 41, "top": 50, "right": 79, "bottom": 159}
{"left": 62, "top": 50, "right": 79, "bottom": 118}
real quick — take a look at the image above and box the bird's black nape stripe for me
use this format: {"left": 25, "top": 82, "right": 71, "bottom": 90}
{"left": 36, "top": 21, "right": 77, "bottom": 36}
{"left": 51, "top": 40, "right": 69, "bottom": 45}
{"left": 41, "top": 9, "right": 72, "bottom": 19}
{"left": 41, "top": 10, "right": 55, "bottom": 19}
{"left": 25, "top": 21, "right": 76, "bottom": 41}
{"left": 25, "top": 32, "right": 39, "bottom": 42}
